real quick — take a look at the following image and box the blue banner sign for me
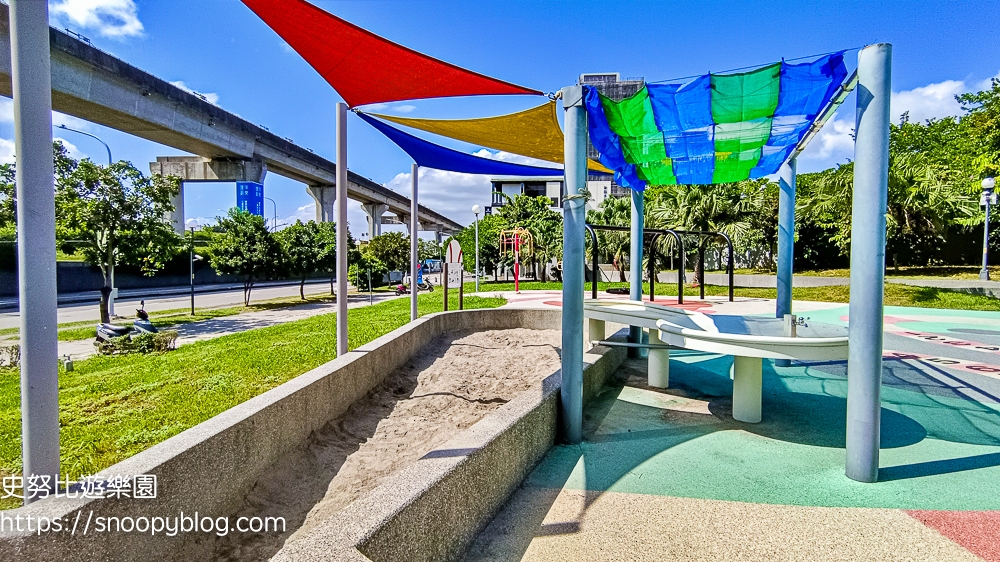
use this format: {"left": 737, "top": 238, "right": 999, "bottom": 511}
{"left": 236, "top": 181, "right": 264, "bottom": 216}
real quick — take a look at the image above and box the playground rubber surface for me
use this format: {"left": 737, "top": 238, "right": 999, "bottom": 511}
{"left": 468, "top": 296, "right": 1000, "bottom": 561}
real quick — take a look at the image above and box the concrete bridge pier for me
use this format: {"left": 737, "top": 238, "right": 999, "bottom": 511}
{"left": 307, "top": 185, "right": 336, "bottom": 223}
{"left": 362, "top": 202, "right": 388, "bottom": 238}
{"left": 150, "top": 156, "right": 267, "bottom": 233}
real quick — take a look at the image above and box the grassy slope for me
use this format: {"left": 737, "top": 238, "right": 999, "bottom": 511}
{"left": 0, "top": 293, "right": 504, "bottom": 508}
{"left": 467, "top": 280, "right": 1000, "bottom": 312}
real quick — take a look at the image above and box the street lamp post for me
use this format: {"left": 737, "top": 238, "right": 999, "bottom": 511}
{"left": 56, "top": 124, "right": 117, "bottom": 313}
{"left": 264, "top": 197, "right": 278, "bottom": 230}
{"left": 55, "top": 124, "right": 112, "bottom": 165}
{"left": 189, "top": 227, "right": 196, "bottom": 315}
{"left": 982, "top": 177, "right": 996, "bottom": 281}
{"left": 472, "top": 204, "right": 481, "bottom": 292}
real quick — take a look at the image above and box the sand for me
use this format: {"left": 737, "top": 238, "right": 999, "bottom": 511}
{"left": 208, "top": 327, "right": 561, "bottom": 561}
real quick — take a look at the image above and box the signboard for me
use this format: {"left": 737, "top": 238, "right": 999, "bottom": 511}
{"left": 236, "top": 181, "right": 264, "bottom": 216}
{"left": 447, "top": 262, "right": 463, "bottom": 287}
{"left": 446, "top": 239, "right": 463, "bottom": 263}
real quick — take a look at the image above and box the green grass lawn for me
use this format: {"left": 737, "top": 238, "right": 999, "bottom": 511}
{"left": 0, "top": 291, "right": 388, "bottom": 342}
{"left": 729, "top": 265, "right": 1000, "bottom": 279}
{"left": 467, "top": 280, "right": 1000, "bottom": 312}
{"left": 0, "top": 292, "right": 504, "bottom": 509}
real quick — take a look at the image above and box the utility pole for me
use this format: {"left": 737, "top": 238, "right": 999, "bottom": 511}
{"left": 189, "top": 227, "right": 196, "bottom": 315}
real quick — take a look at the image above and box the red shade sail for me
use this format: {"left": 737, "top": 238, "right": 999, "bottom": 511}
{"left": 242, "top": 0, "right": 542, "bottom": 107}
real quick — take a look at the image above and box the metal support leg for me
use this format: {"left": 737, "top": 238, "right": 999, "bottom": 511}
{"left": 12, "top": 0, "right": 60, "bottom": 501}
{"left": 648, "top": 329, "right": 670, "bottom": 388}
{"left": 335, "top": 103, "right": 348, "bottom": 356}
{"left": 846, "top": 44, "right": 892, "bottom": 483}
{"left": 732, "top": 356, "right": 762, "bottom": 423}
{"left": 560, "top": 85, "right": 587, "bottom": 444}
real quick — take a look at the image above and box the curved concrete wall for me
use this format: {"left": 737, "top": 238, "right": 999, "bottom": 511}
{"left": 0, "top": 308, "right": 589, "bottom": 561}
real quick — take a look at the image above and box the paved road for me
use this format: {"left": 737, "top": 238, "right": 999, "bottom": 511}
{"left": 0, "top": 281, "right": 346, "bottom": 330}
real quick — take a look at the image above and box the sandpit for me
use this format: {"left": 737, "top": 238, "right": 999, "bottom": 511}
{"left": 210, "top": 327, "right": 561, "bottom": 561}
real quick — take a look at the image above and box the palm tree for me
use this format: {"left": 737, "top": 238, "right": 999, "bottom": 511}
{"left": 646, "top": 180, "right": 772, "bottom": 285}
{"left": 587, "top": 196, "right": 632, "bottom": 282}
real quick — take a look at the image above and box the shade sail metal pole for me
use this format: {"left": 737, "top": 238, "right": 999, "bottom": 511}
{"left": 411, "top": 164, "right": 419, "bottom": 321}
{"left": 846, "top": 43, "right": 892, "bottom": 483}
{"left": 628, "top": 188, "right": 644, "bottom": 357}
{"left": 561, "top": 85, "right": 586, "bottom": 444}
{"left": 336, "top": 102, "right": 348, "bottom": 356}
{"left": 12, "top": 0, "right": 59, "bottom": 501}
{"left": 775, "top": 157, "right": 796, "bottom": 367}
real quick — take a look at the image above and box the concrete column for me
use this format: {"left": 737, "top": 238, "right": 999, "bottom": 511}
{"left": 629, "top": 188, "right": 645, "bottom": 357}
{"left": 335, "top": 104, "right": 348, "bottom": 357}
{"left": 846, "top": 43, "right": 892, "bottom": 483}
{"left": 307, "top": 186, "right": 336, "bottom": 223}
{"left": 732, "top": 356, "right": 763, "bottom": 423}
{"left": 434, "top": 229, "right": 443, "bottom": 245}
{"left": 167, "top": 182, "right": 185, "bottom": 234}
{"left": 561, "top": 84, "right": 587, "bottom": 444}
{"left": 12, "top": 0, "right": 60, "bottom": 500}
{"left": 648, "top": 329, "right": 670, "bottom": 388}
{"left": 361, "top": 202, "right": 388, "bottom": 238}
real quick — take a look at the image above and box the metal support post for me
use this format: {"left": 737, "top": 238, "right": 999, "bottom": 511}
{"left": 775, "top": 157, "right": 797, "bottom": 367}
{"left": 561, "top": 85, "right": 587, "bottom": 444}
{"left": 629, "top": 188, "right": 644, "bottom": 358}
{"left": 13, "top": 0, "right": 59, "bottom": 501}
{"left": 777, "top": 158, "right": 796, "bottom": 319}
{"left": 410, "top": 164, "right": 419, "bottom": 321}
{"left": 846, "top": 43, "right": 892, "bottom": 483}
{"left": 336, "top": 103, "right": 349, "bottom": 356}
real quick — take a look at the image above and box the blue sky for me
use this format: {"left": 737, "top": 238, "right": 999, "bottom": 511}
{"left": 2, "top": 0, "right": 999, "bottom": 236}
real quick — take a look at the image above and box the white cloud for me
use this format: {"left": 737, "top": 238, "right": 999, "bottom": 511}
{"left": 50, "top": 0, "right": 144, "bottom": 38}
{"left": 169, "top": 81, "right": 220, "bottom": 105}
{"left": 386, "top": 167, "right": 492, "bottom": 227}
{"left": 890, "top": 80, "right": 965, "bottom": 123}
{"left": 391, "top": 105, "right": 416, "bottom": 114}
{"left": 362, "top": 103, "right": 389, "bottom": 111}
{"left": 274, "top": 203, "right": 318, "bottom": 230}
{"left": 53, "top": 138, "right": 87, "bottom": 160}
{"left": 0, "top": 138, "right": 15, "bottom": 165}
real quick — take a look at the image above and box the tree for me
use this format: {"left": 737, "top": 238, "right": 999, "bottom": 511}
{"left": 276, "top": 220, "right": 324, "bottom": 299}
{"left": 209, "top": 208, "right": 283, "bottom": 306}
{"left": 958, "top": 78, "right": 1000, "bottom": 178}
{"left": 58, "top": 155, "right": 181, "bottom": 322}
{"left": 366, "top": 231, "right": 409, "bottom": 272}
{"left": 646, "top": 179, "right": 772, "bottom": 284}
{"left": 454, "top": 214, "right": 506, "bottom": 278}
{"left": 495, "top": 195, "right": 562, "bottom": 280}
{"left": 586, "top": 195, "right": 631, "bottom": 281}
{"left": 417, "top": 238, "right": 442, "bottom": 261}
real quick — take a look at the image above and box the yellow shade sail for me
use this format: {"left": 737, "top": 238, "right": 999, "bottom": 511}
{"left": 370, "top": 101, "right": 613, "bottom": 174}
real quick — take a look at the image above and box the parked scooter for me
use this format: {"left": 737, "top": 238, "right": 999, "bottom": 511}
{"left": 96, "top": 300, "right": 158, "bottom": 343}
{"left": 393, "top": 281, "right": 434, "bottom": 296}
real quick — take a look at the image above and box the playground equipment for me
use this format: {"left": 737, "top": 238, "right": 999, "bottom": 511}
{"left": 585, "top": 224, "right": 736, "bottom": 303}
{"left": 500, "top": 228, "right": 534, "bottom": 294}
{"left": 584, "top": 300, "right": 848, "bottom": 423}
